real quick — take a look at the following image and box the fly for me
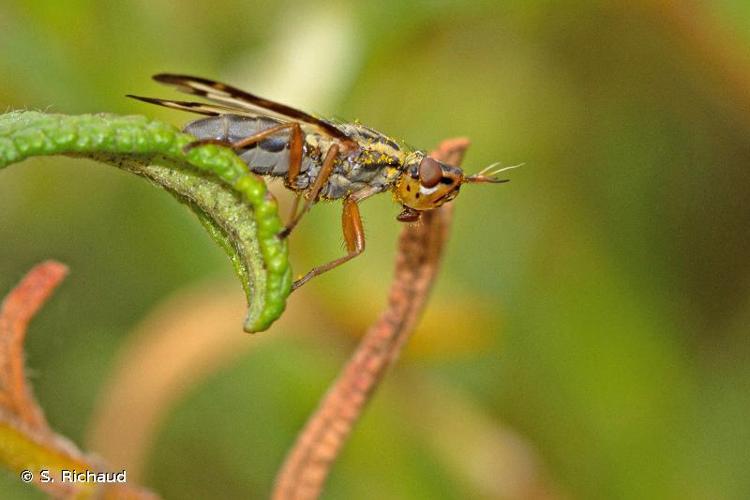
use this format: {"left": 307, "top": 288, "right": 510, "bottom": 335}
{"left": 128, "top": 74, "right": 518, "bottom": 289}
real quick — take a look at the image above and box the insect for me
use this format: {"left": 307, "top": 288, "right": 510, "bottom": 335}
{"left": 128, "top": 74, "right": 517, "bottom": 289}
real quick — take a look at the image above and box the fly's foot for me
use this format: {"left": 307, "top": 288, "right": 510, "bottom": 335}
{"left": 291, "top": 272, "right": 312, "bottom": 291}
{"left": 182, "top": 138, "right": 233, "bottom": 154}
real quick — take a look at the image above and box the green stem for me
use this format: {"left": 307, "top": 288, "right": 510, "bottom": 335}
{"left": 0, "top": 111, "right": 292, "bottom": 332}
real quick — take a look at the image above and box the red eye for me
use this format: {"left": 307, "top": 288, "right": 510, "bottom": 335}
{"left": 418, "top": 157, "right": 442, "bottom": 188}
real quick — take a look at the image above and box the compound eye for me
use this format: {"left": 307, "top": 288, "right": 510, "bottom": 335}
{"left": 418, "top": 157, "right": 442, "bottom": 188}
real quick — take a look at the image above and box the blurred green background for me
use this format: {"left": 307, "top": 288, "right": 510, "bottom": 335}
{"left": 2, "top": 1, "right": 750, "bottom": 498}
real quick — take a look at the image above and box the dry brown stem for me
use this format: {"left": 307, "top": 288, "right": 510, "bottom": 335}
{"left": 271, "top": 138, "right": 470, "bottom": 500}
{"left": 0, "top": 261, "right": 158, "bottom": 499}
{"left": 0, "top": 261, "right": 67, "bottom": 431}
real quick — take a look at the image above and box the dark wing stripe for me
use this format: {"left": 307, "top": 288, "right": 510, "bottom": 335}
{"left": 151, "top": 73, "right": 355, "bottom": 144}
{"left": 126, "top": 94, "right": 259, "bottom": 117}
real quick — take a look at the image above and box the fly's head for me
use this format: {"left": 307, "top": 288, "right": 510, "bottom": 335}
{"left": 394, "top": 152, "right": 462, "bottom": 221}
{"left": 394, "top": 151, "right": 516, "bottom": 222}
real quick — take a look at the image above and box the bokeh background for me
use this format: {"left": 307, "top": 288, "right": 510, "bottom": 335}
{"left": 2, "top": 1, "right": 750, "bottom": 498}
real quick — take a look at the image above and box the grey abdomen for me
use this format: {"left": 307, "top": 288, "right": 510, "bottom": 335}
{"left": 183, "top": 114, "right": 311, "bottom": 177}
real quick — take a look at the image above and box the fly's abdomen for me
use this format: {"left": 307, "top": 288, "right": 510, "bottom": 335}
{"left": 183, "top": 114, "right": 308, "bottom": 177}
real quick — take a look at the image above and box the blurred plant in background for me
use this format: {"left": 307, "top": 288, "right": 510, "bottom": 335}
{"left": 1, "top": 0, "right": 750, "bottom": 498}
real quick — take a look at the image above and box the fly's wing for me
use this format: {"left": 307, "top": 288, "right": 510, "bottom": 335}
{"left": 145, "top": 73, "right": 356, "bottom": 147}
{"left": 125, "top": 94, "right": 255, "bottom": 117}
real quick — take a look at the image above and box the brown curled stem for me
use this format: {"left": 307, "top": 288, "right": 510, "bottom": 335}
{"left": 0, "top": 262, "right": 158, "bottom": 499}
{"left": 0, "top": 260, "right": 68, "bottom": 431}
{"left": 271, "top": 138, "right": 470, "bottom": 500}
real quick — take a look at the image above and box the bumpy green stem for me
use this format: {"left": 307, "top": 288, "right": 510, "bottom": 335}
{"left": 0, "top": 111, "right": 292, "bottom": 332}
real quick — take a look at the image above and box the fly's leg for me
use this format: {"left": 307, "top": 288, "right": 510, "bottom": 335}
{"left": 291, "top": 185, "right": 380, "bottom": 290}
{"left": 182, "top": 122, "right": 301, "bottom": 154}
{"left": 285, "top": 123, "right": 304, "bottom": 187}
{"left": 292, "top": 195, "right": 365, "bottom": 290}
{"left": 281, "top": 124, "right": 304, "bottom": 225}
{"left": 279, "top": 143, "right": 339, "bottom": 239}
{"left": 287, "top": 194, "right": 302, "bottom": 225}
{"left": 182, "top": 138, "right": 234, "bottom": 150}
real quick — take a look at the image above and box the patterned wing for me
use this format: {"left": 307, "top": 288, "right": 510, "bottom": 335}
{"left": 125, "top": 94, "right": 253, "bottom": 117}
{"left": 148, "top": 73, "right": 356, "bottom": 146}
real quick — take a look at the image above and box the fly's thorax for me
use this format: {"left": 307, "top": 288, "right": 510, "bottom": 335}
{"left": 394, "top": 152, "right": 464, "bottom": 211}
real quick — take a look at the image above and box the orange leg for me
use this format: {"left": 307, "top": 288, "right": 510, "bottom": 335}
{"left": 183, "top": 123, "right": 299, "bottom": 153}
{"left": 279, "top": 143, "right": 339, "bottom": 238}
{"left": 285, "top": 123, "right": 304, "bottom": 187}
{"left": 281, "top": 124, "right": 304, "bottom": 226}
{"left": 292, "top": 195, "right": 365, "bottom": 290}
{"left": 287, "top": 194, "right": 302, "bottom": 225}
